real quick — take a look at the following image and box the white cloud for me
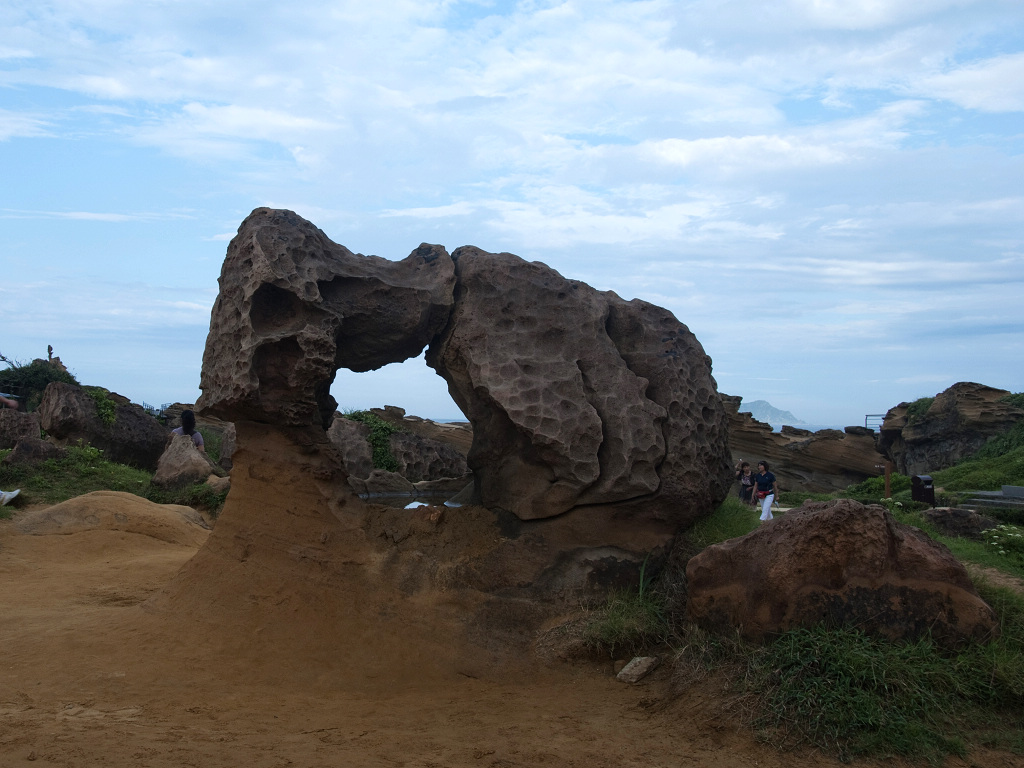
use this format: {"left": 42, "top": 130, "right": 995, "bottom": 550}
{"left": 916, "top": 52, "right": 1024, "bottom": 112}
{"left": 0, "top": 109, "right": 49, "bottom": 140}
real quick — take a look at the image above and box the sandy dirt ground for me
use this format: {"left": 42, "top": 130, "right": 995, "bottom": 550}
{"left": 2, "top": 497, "right": 1022, "bottom": 768}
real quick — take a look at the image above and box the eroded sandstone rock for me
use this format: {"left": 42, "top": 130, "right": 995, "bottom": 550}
{"left": 194, "top": 208, "right": 732, "bottom": 604}
{"left": 38, "top": 382, "right": 168, "bottom": 470}
{"left": 878, "top": 382, "right": 1023, "bottom": 476}
{"left": 686, "top": 498, "right": 998, "bottom": 648}
{"left": 427, "top": 246, "right": 731, "bottom": 524}
{"left": 722, "top": 394, "right": 884, "bottom": 493}
{"left": 198, "top": 207, "right": 456, "bottom": 428}
{"left": 198, "top": 209, "right": 731, "bottom": 528}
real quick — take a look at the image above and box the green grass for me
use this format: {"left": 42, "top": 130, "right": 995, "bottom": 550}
{"left": 0, "top": 444, "right": 226, "bottom": 515}
{"left": 687, "top": 496, "right": 761, "bottom": 548}
{"left": 584, "top": 557, "right": 671, "bottom": 657}
{"left": 198, "top": 427, "right": 222, "bottom": 463}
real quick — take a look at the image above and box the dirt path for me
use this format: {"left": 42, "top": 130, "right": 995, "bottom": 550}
{"left": 1, "top": 512, "right": 1021, "bottom": 768}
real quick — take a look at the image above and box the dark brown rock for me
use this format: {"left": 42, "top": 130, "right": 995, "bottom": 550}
{"left": 686, "top": 498, "right": 998, "bottom": 648}
{"left": 878, "top": 382, "right": 1023, "bottom": 475}
{"left": 0, "top": 409, "right": 41, "bottom": 449}
{"left": 37, "top": 382, "right": 169, "bottom": 470}
{"left": 427, "top": 246, "right": 731, "bottom": 524}
{"left": 2, "top": 436, "right": 66, "bottom": 465}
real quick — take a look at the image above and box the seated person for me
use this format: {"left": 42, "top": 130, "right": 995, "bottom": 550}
{"left": 170, "top": 409, "right": 205, "bottom": 452}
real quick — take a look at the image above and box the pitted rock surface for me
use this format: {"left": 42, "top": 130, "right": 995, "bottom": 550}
{"left": 428, "top": 246, "right": 730, "bottom": 523}
{"left": 198, "top": 208, "right": 456, "bottom": 429}
{"left": 686, "top": 498, "right": 998, "bottom": 648}
{"left": 198, "top": 208, "right": 730, "bottom": 527}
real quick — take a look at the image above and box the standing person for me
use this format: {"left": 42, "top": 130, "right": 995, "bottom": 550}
{"left": 170, "top": 409, "right": 205, "bottom": 453}
{"left": 751, "top": 460, "right": 780, "bottom": 521}
{"left": 735, "top": 461, "right": 755, "bottom": 503}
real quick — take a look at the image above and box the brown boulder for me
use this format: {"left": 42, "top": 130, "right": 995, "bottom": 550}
{"left": 2, "top": 436, "right": 66, "bottom": 465}
{"left": 152, "top": 434, "right": 223, "bottom": 489}
{"left": 878, "top": 382, "right": 1023, "bottom": 475}
{"left": 686, "top": 499, "right": 997, "bottom": 648}
{"left": 0, "top": 409, "right": 41, "bottom": 449}
{"left": 37, "top": 382, "right": 169, "bottom": 470}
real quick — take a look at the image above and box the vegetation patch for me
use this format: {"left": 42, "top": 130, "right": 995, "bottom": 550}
{"left": 0, "top": 354, "right": 79, "bottom": 412}
{"left": 341, "top": 409, "right": 403, "bottom": 472}
{"left": 584, "top": 558, "right": 670, "bottom": 658}
{"left": 0, "top": 444, "right": 226, "bottom": 516}
{"left": 905, "top": 396, "right": 934, "bottom": 424}
{"left": 84, "top": 386, "right": 117, "bottom": 426}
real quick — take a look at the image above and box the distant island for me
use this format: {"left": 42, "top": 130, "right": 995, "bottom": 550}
{"left": 739, "top": 399, "right": 805, "bottom": 426}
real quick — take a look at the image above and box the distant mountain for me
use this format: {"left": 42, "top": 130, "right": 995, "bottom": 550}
{"left": 740, "top": 399, "right": 805, "bottom": 425}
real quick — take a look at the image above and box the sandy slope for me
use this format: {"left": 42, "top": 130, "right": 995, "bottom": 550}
{"left": 0, "top": 496, "right": 1020, "bottom": 768}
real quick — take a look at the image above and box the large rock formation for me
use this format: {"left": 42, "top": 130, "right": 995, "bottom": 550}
{"left": 37, "top": 382, "right": 169, "bottom": 470}
{"left": 686, "top": 499, "right": 997, "bottom": 648}
{"left": 722, "top": 395, "right": 884, "bottom": 493}
{"left": 428, "top": 246, "right": 729, "bottom": 525}
{"left": 198, "top": 208, "right": 731, "bottom": 528}
{"left": 195, "top": 208, "right": 731, "bottom": 603}
{"left": 878, "top": 382, "right": 1023, "bottom": 476}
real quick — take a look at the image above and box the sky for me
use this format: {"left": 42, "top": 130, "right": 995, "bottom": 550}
{"left": 1, "top": 0, "right": 1022, "bottom": 426}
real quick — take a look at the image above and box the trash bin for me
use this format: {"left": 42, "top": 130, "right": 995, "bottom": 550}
{"left": 911, "top": 475, "right": 936, "bottom": 507}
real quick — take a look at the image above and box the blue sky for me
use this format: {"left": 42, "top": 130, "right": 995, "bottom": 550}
{"left": 1, "top": 0, "right": 1022, "bottom": 425}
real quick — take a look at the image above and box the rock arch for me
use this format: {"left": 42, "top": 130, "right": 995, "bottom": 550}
{"left": 199, "top": 208, "right": 731, "bottom": 530}
{"left": 196, "top": 208, "right": 731, "bottom": 601}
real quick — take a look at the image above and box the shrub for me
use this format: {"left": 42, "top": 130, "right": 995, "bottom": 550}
{"left": 0, "top": 355, "right": 79, "bottom": 412}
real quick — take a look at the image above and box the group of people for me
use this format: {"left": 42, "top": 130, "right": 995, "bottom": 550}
{"left": 734, "top": 459, "right": 780, "bottom": 522}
